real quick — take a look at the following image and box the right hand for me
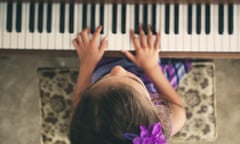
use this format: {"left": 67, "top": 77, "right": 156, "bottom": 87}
{"left": 121, "top": 25, "right": 161, "bottom": 72}
{"left": 72, "top": 25, "right": 108, "bottom": 69}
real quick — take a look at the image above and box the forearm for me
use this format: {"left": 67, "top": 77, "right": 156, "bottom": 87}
{"left": 145, "top": 66, "right": 183, "bottom": 107}
{"left": 70, "top": 64, "right": 95, "bottom": 118}
{"left": 145, "top": 66, "right": 186, "bottom": 135}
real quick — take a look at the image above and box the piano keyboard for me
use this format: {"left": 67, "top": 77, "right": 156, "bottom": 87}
{"left": 0, "top": 1, "right": 240, "bottom": 56}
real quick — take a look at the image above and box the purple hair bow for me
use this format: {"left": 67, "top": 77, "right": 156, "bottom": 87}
{"left": 124, "top": 122, "right": 167, "bottom": 144}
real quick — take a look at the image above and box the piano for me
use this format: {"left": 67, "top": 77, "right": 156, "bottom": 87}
{"left": 0, "top": 0, "right": 240, "bottom": 58}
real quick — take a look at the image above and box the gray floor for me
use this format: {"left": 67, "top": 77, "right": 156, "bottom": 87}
{"left": 0, "top": 55, "right": 239, "bottom": 144}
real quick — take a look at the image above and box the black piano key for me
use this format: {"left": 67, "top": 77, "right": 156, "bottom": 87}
{"left": 60, "top": 2, "right": 65, "bottom": 33}
{"left": 82, "top": 3, "right": 87, "bottom": 29}
{"left": 121, "top": 4, "right": 126, "bottom": 33}
{"left": 228, "top": 4, "right": 233, "bottom": 34}
{"left": 151, "top": 4, "right": 156, "bottom": 34}
{"left": 143, "top": 4, "right": 148, "bottom": 33}
{"left": 100, "top": 4, "right": 104, "bottom": 34}
{"left": 47, "top": 2, "right": 52, "bottom": 33}
{"left": 218, "top": 4, "right": 224, "bottom": 34}
{"left": 134, "top": 4, "right": 139, "bottom": 33}
{"left": 29, "top": 1, "right": 35, "bottom": 33}
{"left": 165, "top": 4, "right": 170, "bottom": 34}
{"left": 38, "top": 1, "right": 44, "bottom": 33}
{"left": 205, "top": 4, "right": 211, "bottom": 34}
{"left": 6, "top": 1, "right": 13, "bottom": 32}
{"left": 196, "top": 4, "right": 201, "bottom": 34}
{"left": 16, "top": 0, "right": 22, "bottom": 32}
{"left": 174, "top": 4, "right": 179, "bottom": 34}
{"left": 187, "top": 4, "right": 192, "bottom": 34}
{"left": 112, "top": 4, "right": 117, "bottom": 34}
{"left": 90, "top": 4, "right": 95, "bottom": 33}
{"left": 69, "top": 2, "right": 74, "bottom": 33}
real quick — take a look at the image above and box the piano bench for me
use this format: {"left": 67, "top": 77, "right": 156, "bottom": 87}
{"left": 38, "top": 62, "right": 217, "bottom": 144}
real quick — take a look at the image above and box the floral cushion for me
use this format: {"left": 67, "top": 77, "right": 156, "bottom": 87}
{"left": 38, "top": 62, "right": 216, "bottom": 144}
{"left": 172, "top": 62, "right": 217, "bottom": 142}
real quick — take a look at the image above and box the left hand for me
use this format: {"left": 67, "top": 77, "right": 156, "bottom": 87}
{"left": 121, "top": 25, "right": 160, "bottom": 73}
{"left": 72, "top": 25, "right": 108, "bottom": 68}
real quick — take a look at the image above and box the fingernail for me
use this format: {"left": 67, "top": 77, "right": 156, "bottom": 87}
{"left": 148, "top": 24, "right": 152, "bottom": 30}
{"left": 104, "top": 36, "right": 108, "bottom": 41}
{"left": 120, "top": 49, "right": 126, "bottom": 53}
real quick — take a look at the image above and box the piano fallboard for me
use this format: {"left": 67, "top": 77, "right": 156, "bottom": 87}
{"left": 0, "top": 49, "right": 240, "bottom": 59}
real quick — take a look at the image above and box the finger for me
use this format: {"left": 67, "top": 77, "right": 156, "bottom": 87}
{"left": 154, "top": 32, "right": 160, "bottom": 50}
{"left": 139, "top": 24, "right": 148, "bottom": 48}
{"left": 72, "top": 39, "right": 79, "bottom": 49}
{"left": 120, "top": 50, "right": 136, "bottom": 64}
{"left": 99, "top": 36, "right": 108, "bottom": 54}
{"left": 72, "top": 39, "right": 81, "bottom": 55}
{"left": 130, "top": 30, "right": 141, "bottom": 50}
{"left": 147, "top": 25, "right": 153, "bottom": 48}
{"left": 81, "top": 27, "right": 90, "bottom": 44}
{"left": 92, "top": 25, "right": 102, "bottom": 42}
{"left": 77, "top": 33, "right": 83, "bottom": 44}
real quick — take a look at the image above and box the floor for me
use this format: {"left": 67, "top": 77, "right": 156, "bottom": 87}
{"left": 0, "top": 55, "right": 239, "bottom": 144}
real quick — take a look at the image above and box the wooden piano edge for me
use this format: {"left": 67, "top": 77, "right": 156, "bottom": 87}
{"left": 0, "top": 49, "right": 239, "bottom": 59}
{"left": 0, "top": 0, "right": 238, "bottom": 4}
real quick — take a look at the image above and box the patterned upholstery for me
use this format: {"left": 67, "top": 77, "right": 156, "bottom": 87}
{"left": 171, "top": 62, "right": 217, "bottom": 142}
{"left": 38, "top": 62, "right": 217, "bottom": 144}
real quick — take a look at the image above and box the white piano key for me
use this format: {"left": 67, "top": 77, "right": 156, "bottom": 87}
{"left": 33, "top": 2, "right": 41, "bottom": 49}
{"left": 87, "top": 4, "right": 91, "bottom": 28}
{"left": 214, "top": 4, "right": 222, "bottom": 52}
{"left": 10, "top": 2, "right": 18, "bottom": 49}
{"left": 25, "top": 2, "right": 33, "bottom": 49}
{"left": 156, "top": 4, "right": 161, "bottom": 32}
{"left": 122, "top": 4, "right": 130, "bottom": 51}
{"left": 148, "top": 4, "right": 157, "bottom": 49}
{"left": 17, "top": 2, "right": 26, "bottom": 49}
{"left": 229, "top": 4, "right": 238, "bottom": 52}
{"left": 238, "top": 4, "right": 240, "bottom": 52}
{"left": 160, "top": 4, "right": 168, "bottom": 52}
{"left": 77, "top": 3, "right": 82, "bottom": 33}
{"left": 94, "top": 3, "right": 101, "bottom": 44}
{"left": 139, "top": 4, "right": 143, "bottom": 24}
{"left": 199, "top": 4, "right": 206, "bottom": 52}
{"left": 95, "top": 4, "right": 100, "bottom": 29}
{"left": 222, "top": 4, "right": 229, "bottom": 52}
{"left": 48, "top": 2, "right": 56, "bottom": 50}
{"left": 207, "top": 4, "right": 215, "bottom": 52}
{"left": 147, "top": 4, "right": 152, "bottom": 25}
{"left": 176, "top": 4, "right": 184, "bottom": 52}
{"left": 40, "top": 2, "right": 48, "bottom": 49}
{"left": 55, "top": 3, "right": 63, "bottom": 49}
{"left": 233, "top": 4, "right": 240, "bottom": 52}
{"left": 103, "top": 4, "right": 108, "bottom": 36}
{"left": 183, "top": 4, "right": 191, "bottom": 51}
{"left": 168, "top": 4, "right": 175, "bottom": 51}
{"left": 129, "top": 4, "right": 135, "bottom": 50}
{"left": 70, "top": 3, "right": 78, "bottom": 50}
{"left": 115, "top": 4, "right": 122, "bottom": 50}
{"left": 107, "top": 4, "right": 115, "bottom": 50}
{"left": 0, "top": 2, "right": 4, "bottom": 48}
{"left": 191, "top": 4, "right": 199, "bottom": 52}
{"left": 2, "top": 2, "right": 11, "bottom": 49}
{"left": 63, "top": 3, "right": 70, "bottom": 50}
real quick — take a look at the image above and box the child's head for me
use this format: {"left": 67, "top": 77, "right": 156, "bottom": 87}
{"left": 70, "top": 66, "right": 161, "bottom": 144}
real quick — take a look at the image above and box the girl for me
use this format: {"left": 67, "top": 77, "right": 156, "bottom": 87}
{"left": 70, "top": 25, "right": 191, "bottom": 144}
